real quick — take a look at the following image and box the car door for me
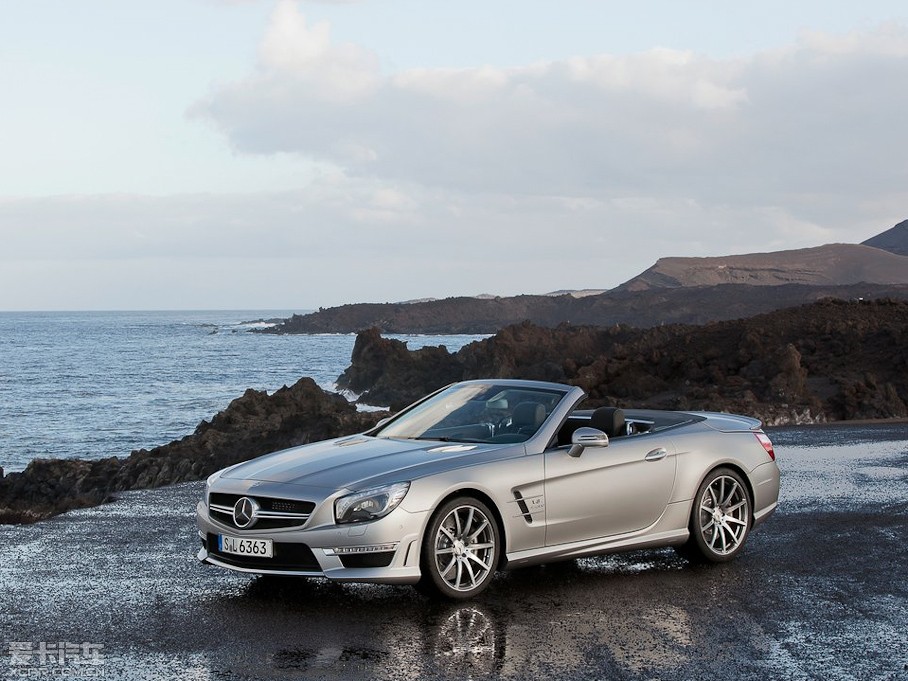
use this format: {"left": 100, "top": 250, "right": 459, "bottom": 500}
{"left": 542, "top": 434, "right": 676, "bottom": 546}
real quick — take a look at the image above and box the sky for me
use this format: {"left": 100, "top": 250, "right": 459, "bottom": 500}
{"left": 1, "top": 0, "right": 906, "bottom": 311}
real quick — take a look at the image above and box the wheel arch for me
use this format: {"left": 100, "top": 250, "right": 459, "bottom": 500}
{"left": 428, "top": 487, "right": 508, "bottom": 570}
{"left": 696, "top": 462, "right": 755, "bottom": 524}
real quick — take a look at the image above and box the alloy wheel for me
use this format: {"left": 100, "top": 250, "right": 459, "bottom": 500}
{"left": 431, "top": 502, "right": 497, "bottom": 595}
{"left": 697, "top": 474, "right": 750, "bottom": 555}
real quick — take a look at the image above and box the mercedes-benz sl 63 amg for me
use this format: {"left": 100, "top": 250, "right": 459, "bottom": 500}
{"left": 196, "top": 379, "right": 780, "bottom": 598}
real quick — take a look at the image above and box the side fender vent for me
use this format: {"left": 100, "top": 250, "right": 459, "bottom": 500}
{"left": 512, "top": 490, "right": 533, "bottom": 524}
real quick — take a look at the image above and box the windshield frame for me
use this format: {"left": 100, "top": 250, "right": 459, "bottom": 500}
{"left": 372, "top": 381, "right": 569, "bottom": 445}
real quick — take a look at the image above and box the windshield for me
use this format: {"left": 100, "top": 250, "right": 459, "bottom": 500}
{"left": 375, "top": 383, "right": 566, "bottom": 444}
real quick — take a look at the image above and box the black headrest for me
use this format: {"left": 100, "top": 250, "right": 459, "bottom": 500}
{"left": 590, "top": 407, "right": 625, "bottom": 437}
{"left": 513, "top": 402, "right": 545, "bottom": 428}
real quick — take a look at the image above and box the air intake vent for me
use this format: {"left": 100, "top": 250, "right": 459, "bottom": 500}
{"left": 512, "top": 491, "right": 533, "bottom": 524}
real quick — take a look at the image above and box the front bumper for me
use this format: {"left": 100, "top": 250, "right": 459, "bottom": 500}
{"left": 195, "top": 500, "right": 427, "bottom": 584}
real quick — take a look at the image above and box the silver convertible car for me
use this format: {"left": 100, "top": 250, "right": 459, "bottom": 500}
{"left": 196, "top": 379, "right": 780, "bottom": 598}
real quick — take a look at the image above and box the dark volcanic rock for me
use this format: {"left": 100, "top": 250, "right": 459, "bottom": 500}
{"left": 261, "top": 295, "right": 566, "bottom": 334}
{"left": 336, "top": 327, "right": 463, "bottom": 410}
{"left": 0, "top": 377, "right": 384, "bottom": 524}
{"left": 342, "top": 299, "right": 908, "bottom": 425}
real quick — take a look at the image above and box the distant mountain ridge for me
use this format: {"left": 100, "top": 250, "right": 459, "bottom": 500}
{"left": 260, "top": 219, "right": 908, "bottom": 334}
{"left": 615, "top": 243, "right": 908, "bottom": 292}
{"left": 260, "top": 283, "right": 908, "bottom": 334}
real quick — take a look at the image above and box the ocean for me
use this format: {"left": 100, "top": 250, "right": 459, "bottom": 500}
{"left": 0, "top": 310, "right": 486, "bottom": 474}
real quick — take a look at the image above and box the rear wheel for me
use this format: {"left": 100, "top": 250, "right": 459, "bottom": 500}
{"left": 678, "top": 467, "right": 751, "bottom": 563}
{"left": 418, "top": 497, "right": 500, "bottom": 599}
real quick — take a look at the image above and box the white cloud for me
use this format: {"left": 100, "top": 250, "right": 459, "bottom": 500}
{"left": 798, "top": 21, "right": 908, "bottom": 57}
{"left": 257, "top": 0, "right": 380, "bottom": 102}
{"left": 193, "top": 9, "right": 908, "bottom": 234}
{"left": 562, "top": 50, "right": 748, "bottom": 110}
{"left": 4, "top": 5, "right": 906, "bottom": 311}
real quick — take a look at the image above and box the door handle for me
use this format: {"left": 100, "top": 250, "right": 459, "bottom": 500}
{"left": 645, "top": 448, "right": 668, "bottom": 461}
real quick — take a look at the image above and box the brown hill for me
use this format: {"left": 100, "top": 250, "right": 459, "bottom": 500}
{"left": 260, "top": 220, "right": 908, "bottom": 335}
{"left": 615, "top": 243, "right": 908, "bottom": 292}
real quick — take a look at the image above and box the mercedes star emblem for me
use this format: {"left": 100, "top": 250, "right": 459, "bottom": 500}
{"left": 233, "top": 496, "right": 259, "bottom": 529}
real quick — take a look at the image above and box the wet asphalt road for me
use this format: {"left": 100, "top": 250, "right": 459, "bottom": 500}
{"left": 1, "top": 423, "right": 906, "bottom": 681}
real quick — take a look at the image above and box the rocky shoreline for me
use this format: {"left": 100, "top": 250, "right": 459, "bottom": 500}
{"left": 0, "top": 378, "right": 384, "bottom": 524}
{"left": 2, "top": 298, "right": 905, "bottom": 525}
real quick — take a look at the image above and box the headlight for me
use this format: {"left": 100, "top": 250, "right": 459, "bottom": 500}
{"left": 334, "top": 482, "right": 410, "bottom": 524}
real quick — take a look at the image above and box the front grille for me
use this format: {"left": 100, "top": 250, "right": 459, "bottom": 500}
{"left": 270, "top": 500, "right": 310, "bottom": 513}
{"left": 206, "top": 533, "right": 321, "bottom": 572}
{"left": 209, "top": 493, "right": 315, "bottom": 530}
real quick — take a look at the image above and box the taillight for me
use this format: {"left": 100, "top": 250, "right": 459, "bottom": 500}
{"left": 754, "top": 431, "right": 775, "bottom": 461}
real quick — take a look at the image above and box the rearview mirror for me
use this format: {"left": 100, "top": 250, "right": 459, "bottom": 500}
{"left": 568, "top": 427, "right": 609, "bottom": 457}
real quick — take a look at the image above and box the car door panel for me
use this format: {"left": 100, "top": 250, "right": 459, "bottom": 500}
{"left": 543, "top": 436, "right": 676, "bottom": 546}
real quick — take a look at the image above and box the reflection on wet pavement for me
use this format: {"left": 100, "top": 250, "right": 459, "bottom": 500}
{"left": 1, "top": 425, "right": 906, "bottom": 680}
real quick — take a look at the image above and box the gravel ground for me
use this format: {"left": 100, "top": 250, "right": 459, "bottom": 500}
{"left": 1, "top": 424, "right": 906, "bottom": 681}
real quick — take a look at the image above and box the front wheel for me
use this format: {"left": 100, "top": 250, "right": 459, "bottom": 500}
{"left": 678, "top": 467, "right": 751, "bottom": 563}
{"left": 419, "top": 497, "right": 500, "bottom": 599}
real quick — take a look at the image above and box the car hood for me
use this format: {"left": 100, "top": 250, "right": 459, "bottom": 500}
{"left": 219, "top": 435, "right": 512, "bottom": 491}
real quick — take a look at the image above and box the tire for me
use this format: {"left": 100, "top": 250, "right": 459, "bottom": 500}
{"left": 418, "top": 496, "right": 500, "bottom": 599}
{"left": 678, "top": 467, "right": 751, "bottom": 563}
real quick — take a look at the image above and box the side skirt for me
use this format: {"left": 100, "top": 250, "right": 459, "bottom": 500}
{"left": 502, "top": 528, "right": 690, "bottom": 570}
{"left": 502, "top": 501, "right": 691, "bottom": 569}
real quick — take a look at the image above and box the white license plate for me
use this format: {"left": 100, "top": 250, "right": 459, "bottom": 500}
{"left": 218, "top": 534, "right": 273, "bottom": 558}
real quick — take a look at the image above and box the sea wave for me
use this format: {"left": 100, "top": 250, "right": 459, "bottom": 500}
{"left": 233, "top": 321, "right": 279, "bottom": 330}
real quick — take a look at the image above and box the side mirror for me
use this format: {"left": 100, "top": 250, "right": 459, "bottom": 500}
{"left": 568, "top": 427, "right": 609, "bottom": 457}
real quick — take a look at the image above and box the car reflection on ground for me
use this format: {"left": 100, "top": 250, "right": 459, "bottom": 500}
{"left": 227, "top": 549, "right": 716, "bottom": 680}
